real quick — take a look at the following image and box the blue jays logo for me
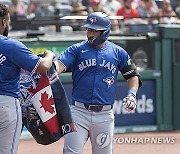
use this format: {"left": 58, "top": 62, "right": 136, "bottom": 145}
{"left": 89, "top": 17, "right": 97, "bottom": 24}
{"left": 103, "top": 77, "right": 114, "bottom": 88}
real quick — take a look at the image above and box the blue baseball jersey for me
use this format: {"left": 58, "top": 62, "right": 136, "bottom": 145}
{"left": 0, "top": 35, "right": 41, "bottom": 98}
{"left": 58, "top": 40, "right": 131, "bottom": 105}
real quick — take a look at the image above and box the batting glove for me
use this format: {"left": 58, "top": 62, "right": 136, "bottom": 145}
{"left": 122, "top": 94, "right": 137, "bottom": 112}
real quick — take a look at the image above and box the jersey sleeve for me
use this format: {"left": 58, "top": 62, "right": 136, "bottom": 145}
{"left": 118, "top": 47, "right": 142, "bottom": 86}
{"left": 10, "top": 40, "right": 40, "bottom": 74}
{"left": 117, "top": 48, "right": 131, "bottom": 71}
{"left": 57, "top": 45, "right": 77, "bottom": 71}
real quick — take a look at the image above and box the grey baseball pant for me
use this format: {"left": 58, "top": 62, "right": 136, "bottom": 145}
{"left": 0, "top": 95, "right": 22, "bottom": 154}
{"left": 63, "top": 104, "right": 114, "bottom": 154}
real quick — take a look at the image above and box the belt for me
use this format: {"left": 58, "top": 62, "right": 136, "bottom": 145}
{"left": 72, "top": 101, "right": 113, "bottom": 112}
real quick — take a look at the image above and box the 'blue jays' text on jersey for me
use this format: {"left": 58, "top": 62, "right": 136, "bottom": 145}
{"left": 58, "top": 40, "right": 131, "bottom": 105}
{"left": 0, "top": 35, "right": 41, "bottom": 98}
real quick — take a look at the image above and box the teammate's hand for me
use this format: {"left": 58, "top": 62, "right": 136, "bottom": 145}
{"left": 44, "top": 50, "right": 56, "bottom": 59}
{"left": 122, "top": 94, "right": 136, "bottom": 112}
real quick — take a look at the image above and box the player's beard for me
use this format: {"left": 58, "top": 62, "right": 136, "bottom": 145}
{"left": 3, "top": 26, "right": 9, "bottom": 37}
{"left": 88, "top": 37, "right": 95, "bottom": 45}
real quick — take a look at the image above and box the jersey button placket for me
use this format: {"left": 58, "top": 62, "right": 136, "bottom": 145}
{"left": 92, "top": 49, "right": 101, "bottom": 103}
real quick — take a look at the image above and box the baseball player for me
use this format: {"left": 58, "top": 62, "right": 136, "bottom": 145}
{"left": 55, "top": 12, "right": 142, "bottom": 154}
{"left": 0, "top": 4, "right": 55, "bottom": 154}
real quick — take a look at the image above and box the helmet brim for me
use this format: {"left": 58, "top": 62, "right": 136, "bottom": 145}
{"left": 82, "top": 24, "right": 107, "bottom": 31}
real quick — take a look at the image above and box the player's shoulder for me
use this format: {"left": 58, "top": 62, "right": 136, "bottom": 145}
{"left": 67, "top": 40, "right": 87, "bottom": 51}
{"left": 1, "top": 36, "right": 26, "bottom": 49}
{"left": 107, "top": 41, "right": 125, "bottom": 52}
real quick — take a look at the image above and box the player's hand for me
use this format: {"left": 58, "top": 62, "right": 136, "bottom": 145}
{"left": 43, "top": 50, "right": 56, "bottom": 59}
{"left": 122, "top": 94, "right": 136, "bottom": 112}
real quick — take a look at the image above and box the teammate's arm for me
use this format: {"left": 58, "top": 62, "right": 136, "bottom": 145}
{"left": 54, "top": 60, "right": 66, "bottom": 75}
{"left": 36, "top": 50, "right": 55, "bottom": 73}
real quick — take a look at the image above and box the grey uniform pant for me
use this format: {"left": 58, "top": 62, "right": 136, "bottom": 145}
{"left": 0, "top": 95, "right": 22, "bottom": 154}
{"left": 63, "top": 105, "right": 114, "bottom": 154}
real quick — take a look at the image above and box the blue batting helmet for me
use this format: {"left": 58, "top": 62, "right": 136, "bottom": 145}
{"left": 83, "top": 12, "right": 111, "bottom": 45}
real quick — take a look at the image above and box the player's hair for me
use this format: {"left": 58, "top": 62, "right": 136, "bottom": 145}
{"left": 0, "top": 4, "right": 9, "bottom": 18}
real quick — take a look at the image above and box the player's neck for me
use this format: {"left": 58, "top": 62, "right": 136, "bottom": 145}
{"left": 92, "top": 42, "right": 106, "bottom": 49}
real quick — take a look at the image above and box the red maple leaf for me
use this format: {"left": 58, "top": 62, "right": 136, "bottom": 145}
{"left": 28, "top": 75, "right": 49, "bottom": 95}
{"left": 40, "top": 91, "right": 55, "bottom": 114}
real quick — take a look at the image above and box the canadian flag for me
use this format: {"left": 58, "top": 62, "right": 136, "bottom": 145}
{"left": 28, "top": 74, "right": 60, "bottom": 135}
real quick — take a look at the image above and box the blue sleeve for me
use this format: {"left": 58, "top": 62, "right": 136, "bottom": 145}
{"left": 57, "top": 45, "right": 77, "bottom": 70}
{"left": 10, "top": 40, "right": 40, "bottom": 73}
{"left": 118, "top": 48, "right": 131, "bottom": 71}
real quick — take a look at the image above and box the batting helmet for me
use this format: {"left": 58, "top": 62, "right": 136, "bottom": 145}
{"left": 83, "top": 12, "right": 111, "bottom": 45}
